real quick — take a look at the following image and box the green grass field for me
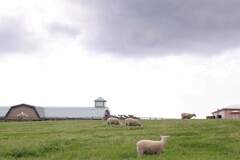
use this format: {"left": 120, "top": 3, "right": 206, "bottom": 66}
{"left": 0, "top": 119, "right": 240, "bottom": 160}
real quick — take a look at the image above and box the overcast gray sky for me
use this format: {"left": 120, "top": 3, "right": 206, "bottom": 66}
{"left": 1, "top": 0, "right": 240, "bottom": 118}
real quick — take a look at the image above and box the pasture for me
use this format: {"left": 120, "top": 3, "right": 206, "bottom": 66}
{"left": 0, "top": 119, "right": 240, "bottom": 160}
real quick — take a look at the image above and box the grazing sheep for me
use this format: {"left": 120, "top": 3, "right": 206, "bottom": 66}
{"left": 106, "top": 117, "right": 122, "bottom": 127}
{"left": 181, "top": 113, "right": 196, "bottom": 119}
{"left": 136, "top": 135, "right": 170, "bottom": 158}
{"left": 125, "top": 118, "right": 142, "bottom": 129}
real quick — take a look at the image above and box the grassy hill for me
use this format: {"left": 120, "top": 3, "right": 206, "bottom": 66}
{"left": 0, "top": 119, "right": 239, "bottom": 160}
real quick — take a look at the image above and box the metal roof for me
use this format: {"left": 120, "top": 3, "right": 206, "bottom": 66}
{"left": 212, "top": 104, "right": 240, "bottom": 113}
{"left": 0, "top": 107, "right": 10, "bottom": 116}
{"left": 43, "top": 107, "right": 109, "bottom": 118}
{"left": 35, "top": 107, "right": 45, "bottom": 117}
{"left": 94, "top": 97, "right": 107, "bottom": 102}
{"left": 222, "top": 104, "right": 240, "bottom": 109}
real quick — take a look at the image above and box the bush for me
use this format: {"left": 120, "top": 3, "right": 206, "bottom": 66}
{"left": 206, "top": 116, "right": 215, "bottom": 119}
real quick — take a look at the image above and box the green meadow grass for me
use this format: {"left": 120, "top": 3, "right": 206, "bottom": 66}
{"left": 0, "top": 119, "right": 240, "bottom": 160}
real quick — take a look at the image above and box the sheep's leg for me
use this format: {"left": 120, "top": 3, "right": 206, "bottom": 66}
{"left": 156, "top": 150, "right": 163, "bottom": 157}
{"left": 137, "top": 151, "right": 144, "bottom": 159}
{"left": 138, "top": 154, "right": 142, "bottom": 159}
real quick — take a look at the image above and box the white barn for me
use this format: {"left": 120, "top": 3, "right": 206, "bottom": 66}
{"left": 212, "top": 104, "right": 240, "bottom": 119}
{"left": 0, "top": 97, "right": 111, "bottom": 121}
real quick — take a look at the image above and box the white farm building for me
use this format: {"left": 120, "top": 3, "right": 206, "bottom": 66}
{"left": 0, "top": 97, "right": 111, "bottom": 121}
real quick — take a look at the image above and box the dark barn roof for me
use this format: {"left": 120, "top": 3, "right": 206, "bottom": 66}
{"left": 5, "top": 104, "right": 41, "bottom": 119}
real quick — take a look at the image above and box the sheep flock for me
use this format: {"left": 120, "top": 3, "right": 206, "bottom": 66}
{"left": 105, "top": 112, "right": 196, "bottom": 158}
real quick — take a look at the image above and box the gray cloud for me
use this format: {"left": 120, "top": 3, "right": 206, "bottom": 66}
{"left": 46, "top": 22, "right": 80, "bottom": 39}
{"left": 66, "top": 0, "right": 240, "bottom": 56}
{"left": 0, "top": 16, "right": 40, "bottom": 54}
{"left": 2, "top": 0, "right": 240, "bottom": 57}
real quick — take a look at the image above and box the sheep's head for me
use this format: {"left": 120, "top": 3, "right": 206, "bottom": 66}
{"left": 137, "top": 121, "right": 142, "bottom": 127}
{"left": 160, "top": 135, "right": 170, "bottom": 141}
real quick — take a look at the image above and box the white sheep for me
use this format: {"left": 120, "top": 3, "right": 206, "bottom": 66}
{"left": 125, "top": 118, "right": 142, "bottom": 129}
{"left": 136, "top": 135, "right": 170, "bottom": 158}
{"left": 181, "top": 113, "right": 196, "bottom": 119}
{"left": 106, "top": 117, "right": 122, "bottom": 127}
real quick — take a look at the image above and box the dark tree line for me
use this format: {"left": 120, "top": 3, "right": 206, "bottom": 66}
{"left": 111, "top": 114, "right": 140, "bottom": 119}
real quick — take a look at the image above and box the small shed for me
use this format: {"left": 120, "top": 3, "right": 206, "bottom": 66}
{"left": 212, "top": 104, "right": 240, "bottom": 119}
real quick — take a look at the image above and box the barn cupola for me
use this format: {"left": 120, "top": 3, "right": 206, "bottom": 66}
{"left": 94, "top": 97, "right": 106, "bottom": 108}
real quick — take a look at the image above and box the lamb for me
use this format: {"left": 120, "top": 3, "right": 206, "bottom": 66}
{"left": 125, "top": 118, "right": 142, "bottom": 129}
{"left": 106, "top": 117, "right": 122, "bottom": 127}
{"left": 136, "top": 135, "right": 170, "bottom": 158}
{"left": 181, "top": 113, "right": 196, "bottom": 119}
